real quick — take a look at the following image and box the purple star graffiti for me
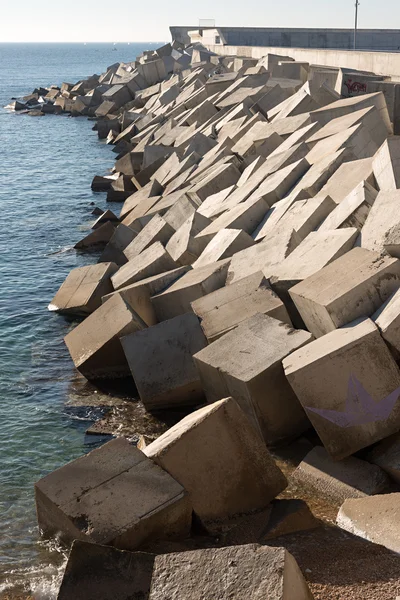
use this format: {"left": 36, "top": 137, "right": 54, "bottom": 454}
{"left": 305, "top": 374, "right": 400, "bottom": 428}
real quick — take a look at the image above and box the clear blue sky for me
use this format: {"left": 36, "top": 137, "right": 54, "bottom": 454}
{"left": 1, "top": 0, "right": 400, "bottom": 42}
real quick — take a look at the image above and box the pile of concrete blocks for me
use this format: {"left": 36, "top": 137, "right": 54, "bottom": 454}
{"left": 37, "top": 39, "right": 400, "bottom": 595}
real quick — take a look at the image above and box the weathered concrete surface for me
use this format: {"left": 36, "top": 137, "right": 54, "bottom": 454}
{"left": 121, "top": 313, "right": 207, "bottom": 410}
{"left": 144, "top": 397, "right": 287, "bottom": 522}
{"left": 318, "top": 180, "right": 377, "bottom": 231}
{"left": 367, "top": 432, "right": 400, "bottom": 484}
{"left": 166, "top": 212, "right": 211, "bottom": 266}
{"left": 194, "top": 313, "right": 313, "bottom": 445}
{"left": 98, "top": 224, "right": 137, "bottom": 266}
{"left": 111, "top": 242, "right": 178, "bottom": 290}
{"left": 283, "top": 318, "right": 400, "bottom": 459}
{"left": 102, "top": 266, "right": 191, "bottom": 326}
{"left": 123, "top": 214, "right": 175, "bottom": 261}
{"left": 64, "top": 294, "right": 145, "bottom": 379}
{"left": 192, "top": 228, "right": 254, "bottom": 268}
{"left": 35, "top": 437, "right": 192, "bottom": 549}
{"left": 151, "top": 259, "right": 230, "bottom": 321}
{"left": 149, "top": 544, "right": 314, "bottom": 600}
{"left": 337, "top": 493, "right": 400, "bottom": 553}
{"left": 373, "top": 287, "right": 400, "bottom": 358}
{"left": 261, "top": 499, "right": 319, "bottom": 541}
{"left": 291, "top": 446, "right": 389, "bottom": 503}
{"left": 372, "top": 136, "right": 400, "bottom": 190}
{"left": 57, "top": 540, "right": 155, "bottom": 600}
{"left": 48, "top": 263, "right": 118, "bottom": 316}
{"left": 191, "top": 271, "right": 291, "bottom": 342}
{"left": 289, "top": 247, "right": 400, "bottom": 338}
{"left": 360, "top": 190, "right": 400, "bottom": 256}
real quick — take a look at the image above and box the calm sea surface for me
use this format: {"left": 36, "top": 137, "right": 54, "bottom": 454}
{"left": 0, "top": 42, "right": 157, "bottom": 597}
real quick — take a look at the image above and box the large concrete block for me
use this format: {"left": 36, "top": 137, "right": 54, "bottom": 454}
{"left": 111, "top": 242, "right": 178, "bottom": 290}
{"left": 254, "top": 194, "right": 335, "bottom": 242}
{"left": 165, "top": 212, "right": 211, "bottom": 266}
{"left": 145, "top": 398, "right": 287, "bottom": 522}
{"left": 360, "top": 190, "right": 400, "bottom": 255}
{"left": 102, "top": 266, "right": 191, "bottom": 326}
{"left": 74, "top": 221, "right": 116, "bottom": 249}
{"left": 315, "top": 156, "right": 376, "bottom": 204}
{"left": 283, "top": 318, "right": 400, "bottom": 459}
{"left": 57, "top": 540, "right": 155, "bottom": 600}
{"left": 64, "top": 294, "right": 145, "bottom": 379}
{"left": 192, "top": 228, "right": 254, "bottom": 269}
{"left": 121, "top": 313, "right": 207, "bottom": 410}
{"left": 148, "top": 544, "right": 314, "bottom": 600}
{"left": 372, "top": 137, "right": 400, "bottom": 190}
{"left": 291, "top": 446, "right": 389, "bottom": 504}
{"left": 373, "top": 287, "right": 400, "bottom": 357}
{"left": 289, "top": 247, "right": 400, "bottom": 338}
{"left": 48, "top": 263, "right": 118, "bottom": 316}
{"left": 337, "top": 493, "right": 400, "bottom": 553}
{"left": 318, "top": 180, "right": 377, "bottom": 231}
{"left": 194, "top": 314, "right": 313, "bottom": 445}
{"left": 226, "top": 228, "right": 301, "bottom": 285}
{"left": 290, "top": 148, "right": 352, "bottom": 198}
{"left": 35, "top": 438, "right": 191, "bottom": 549}
{"left": 123, "top": 215, "right": 175, "bottom": 261}
{"left": 195, "top": 196, "right": 269, "bottom": 247}
{"left": 270, "top": 229, "right": 357, "bottom": 324}
{"left": 187, "top": 162, "right": 241, "bottom": 204}
{"left": 191, "top": 271, "right": 291, "bottom": 343}
{"left": 305, "top": 123, "right": 381, "bottom": 166}
{"left": 247, "top": 158, "right": 309, "bottom": 207}
{"left": 151, "top": 259, "right": 230, "bottom": 321}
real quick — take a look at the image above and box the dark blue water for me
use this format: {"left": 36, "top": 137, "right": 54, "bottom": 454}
{"left": 0, "top": 42, "right": 155, "bottom": 597}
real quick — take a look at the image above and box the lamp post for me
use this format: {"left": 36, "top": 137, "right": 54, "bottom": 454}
{"left": 354, "top": 0, "right": 360, "bottom": 49}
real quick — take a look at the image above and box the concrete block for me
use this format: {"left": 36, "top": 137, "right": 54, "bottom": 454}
{"left": 57, "top": 540, "right": 155, "bottom": 600}
{"left": 255, "top": 194, "right": 336, "bottom": 242}
{"left": 111, "top": 242, "right": 178, "bottom": 290}
{"left": 260, "top": 499, "right": 319, "bottom": 541}
{"left": 191, "top": 271, "right": 291, "bottom": 343}
{"left": 290, "top": 148, "right": 354, "bottom": 198}
{"left": 317, "top": 156, "right": 376, "bottom": 204}
{"left": 163, "top": 194, "right": 198, "bottom": 230}
{"left": 196, "top": 185, "right": 236, "bottom": 219}
{"left": 337, "top": 493, "right": 400, "bottom": 553}
{"left": 270, "top": 113, "right": 312, "bottom": 139}
{"left": 121, "top": 312, "right": 207, "bottom": 410}
{"left": 48, "top": 263, "right": 118, "bottom": 316}
{"left": 123, "top": 215, "right": 175, "bottom": 261}
{"left": 318, "top": 181, "right": 377, "bottom": 231}
{"left": 145, "top": 397, "right": 287, "bottom": 522}
{"left": 64, "top": 294, "right": 145, "bottom": 379}
{"left": 192, "top": 228, "right": 254, "bottom": 269}
{"left": 247, "top": 158, "right": 310, "bottom": 207}
{"left": 310, "top": 92, "right": 392, "bottom": 135}
{"left": 373, "top": 287, "right": 400, "bottom": 357}
{"left": 291, "top": 446, "right": 389, "bottom": 504}
{"left": 151, "top": 259, "right": 230, "bottom": 321}
{"left": 283, "top": 318, "right": 400, "bottom": 459}
{"left": 35, "top": 437, "right": 191, "bottom": 548}
{"left": 98, "top": 224, "right": 137, "bottom": 266}
{"left": 166, "top": 212, "right": 211, "bottom": 266}
{"left": 367, "top": 431, "right": 400, "bottom": 485}
{"left": 91, "top": 209, "right": 119, "bottom": 230}
{"left": 289, "top": 247, "right": 400, "bottom": 338}
{"left": 306, "top": 106, "right": 384, "bottom": 147}
{"left": 74, "top": 221, "right": 116, "bottom": 250}
{"left": 271, "top": 228, "right": 357, "bottom": 324}
{"left": 195, "top": 196, "right": 269, "bottom": 247}
{"left": 226, "top": 228, "right": 301, "bottom": 285}
{"left": 194, "top": 314, "right": 313, "bottom": 445}
{"left": 270, "top": 89, "right": 319, "bottom": 120}
{"left": 150, "top": 544, "right": 314, "bottom": 600}
{"left": 373, "top": 138, "right": 400, "bottom": 190}
{"left": 102, "top": 266, "right": 191, "bottom": 326}
{"left": 358, "top": 190, "right": 400, "bottom": 255}
{"left": 187, "top": 162, "right": 241, "bottom": 204}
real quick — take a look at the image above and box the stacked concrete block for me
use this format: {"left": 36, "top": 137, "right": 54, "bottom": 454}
{"left": 289, "top": 247, "right": 400, "bottom": 337}
{"left": 35, "top": 438, "right": 191, "bottom": 548}
{"left": 283, "top": 318, "right": 400, "bottom": 459}
{"left": 111, "top": 242, "right": 178, "bottom": 290}
{"left": 48, "top": 263, "right": 118, "bottom": 316}
{"left": 318, "top": 180, "right": 377, "bottom": 231}
{"left": 360, "top": 190, "right": 400, "bottom": 255}
{"left": 121, "top": 313, "right": 207, "bottom": 410}
{"left": 194, "top": 314, "right": 313, "bottom": 445}
{"left": 197, "top": 272, "right": 289, "bottom": 339}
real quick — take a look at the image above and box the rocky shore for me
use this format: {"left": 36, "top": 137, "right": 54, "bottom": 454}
{"left": 10, "top": 38, "right": 400, "bottom": 598}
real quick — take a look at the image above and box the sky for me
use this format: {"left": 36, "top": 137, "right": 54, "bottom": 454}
{"left": 1, "top": 0, "right": 400, "bottom": 42}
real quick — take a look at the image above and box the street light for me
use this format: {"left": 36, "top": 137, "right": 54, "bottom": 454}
{"left": 354, "top": 0, "right": 360, "bottom": 49}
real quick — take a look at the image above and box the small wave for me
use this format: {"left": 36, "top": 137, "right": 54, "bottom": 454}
{"left": 46, "top": 246, "right": 74, "bottom": 256}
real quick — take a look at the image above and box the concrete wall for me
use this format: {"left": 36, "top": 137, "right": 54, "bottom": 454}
{"left": 205, "top": 44, "right": 400, "bottom": 79}
{"left": 170, "top": 26, "right": 400, "bottom": 52}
